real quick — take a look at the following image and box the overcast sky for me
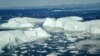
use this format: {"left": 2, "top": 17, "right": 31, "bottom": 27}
{"left": 0, "top": 0, "right": 100, "bottom": 7}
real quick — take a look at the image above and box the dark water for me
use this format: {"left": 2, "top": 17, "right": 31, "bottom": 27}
{"left": 0, "top": 8, "right": 100, "bottom": 22}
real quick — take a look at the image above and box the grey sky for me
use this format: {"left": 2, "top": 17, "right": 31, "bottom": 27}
{"left": 0, "top": 0, "right": 100, "bottom": 7}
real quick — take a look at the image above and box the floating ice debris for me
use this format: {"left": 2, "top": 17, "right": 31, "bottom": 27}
{"left": 36, "top": 50, "right": 47, "bottom": 53}
{"left": 12, "top": 53, "right": 17, "bottom": 56}
{"left": 32, "top": 50, "right": 35, "bottom": 52}
{"left": 14, "top": 50, "right": 19, "bottom": 53}
{"left": 41, "top": 50, "right": 47, "bottom": 53}
{"left": 58, "top": 48, "right": 67, "bottom": 53}
{"left": 53, "top": 10, "right": 63, "bottom": 12}
{"left": 67, "top": 37, "right": 77, "bottom": 42}
{"left": 30, "top": 45, "right": 35, "bottom": 48}
{"left": 69, "top": 51, "right": 79, "bottom": 54}
{"left": 21, "top": 50, "right": 28, "bottom": 54}
{"left": 20, "top": 46, "right": 27, "bottom": 50}
{"left": 43, "top": 43, "right": 48, "bottom": 48}
{"left": 56, "top": 46, "right": 65, "bottom": 50}
{"left": 47, "top": 52, "right": 57, "bottom": 56}
{"left": 67, "top": 45, "right": 76, "bottom": 49}
{"left": 63, "top": 40, "right": 67, "bottom": 43}
{"left": 58, "top": 39, "right": 63, "bottom": 43}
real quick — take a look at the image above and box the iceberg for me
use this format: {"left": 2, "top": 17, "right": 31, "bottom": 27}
{"left": 42, "top": 16, "right": 100, "bottom": 35}
{"left": 0, "top": 17, "right": 45, "bottom": 28}
{"left": 91, "top": 27, "right": 100, "bottom": 34}
{"left": 8, "top": 17, "right": 45, "bottom": 24}
{"left": 85, "top": 20, "right": 100, "bottom": 34}
{"left": 1, "top": 19, "right": 34, "bottom": 28}
{"left": 43, "top": 18, "right": 56, "bottom": 27}
{"left": 0, "top": 31, "right": 11, "bottom": 52}
{"left": 43, "top": 18, "right": 63, "bottom": 32}
{"left": 24, "top": 27, "right": 51, "bottom": 38}
{"left": 64, "top": 20, "right": 88, "bottom": 32}
{"left": 0, "top": 27, "right": 51, "bottom": 52}
{"left": 63, "top": 19, "right": 90, "bottom": 37}
{"left": 1, "top": 22, "right": 34, "bottom": 29}
{"left": 43, "top": 16, "right": 83, "bottom": 28}
{"left": 57, "top": 16, "right": 83, "bottom": 25}
{"left": 56, "top": 20, "right": 63, "bottom": 28}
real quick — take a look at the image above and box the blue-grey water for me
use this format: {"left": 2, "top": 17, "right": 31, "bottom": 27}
{"left": 0, "top": 8, "right": 100, "bottom": 22}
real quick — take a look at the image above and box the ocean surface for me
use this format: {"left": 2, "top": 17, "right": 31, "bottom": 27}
{"left": 0, "top": 8, "right": 100, "bottom": 23}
